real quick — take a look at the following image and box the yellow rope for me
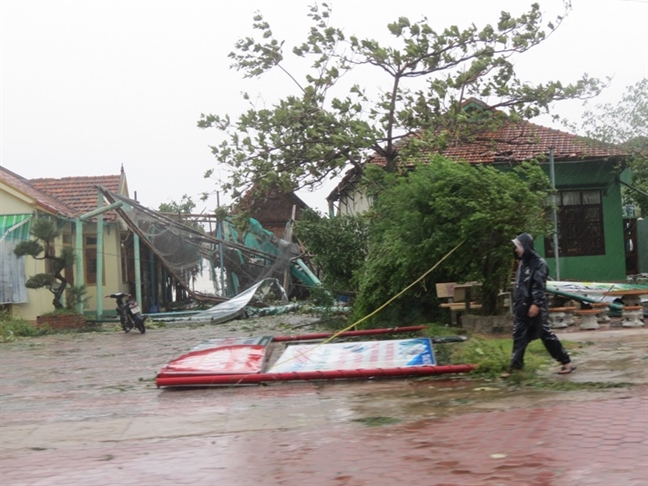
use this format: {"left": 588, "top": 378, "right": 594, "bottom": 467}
{"left": 320, "top": 238, "right": 466, "bottom": 344}
{"left": 270, "top": 238, "right": 466, "bottom": 369}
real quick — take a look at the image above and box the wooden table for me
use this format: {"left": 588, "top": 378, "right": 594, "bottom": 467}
{"left": 602, "top": 289, "right": 648, "bottom": 307}
{"left": 603, "top": 289, "right": 647, "bottom": 327}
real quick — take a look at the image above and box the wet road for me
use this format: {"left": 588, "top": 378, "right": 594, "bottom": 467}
{"left": 1, "top": 319, "right": 647, "bottom": 485}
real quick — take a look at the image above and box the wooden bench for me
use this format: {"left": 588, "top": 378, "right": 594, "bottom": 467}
{"left": 574, "top": 308, "right": 600, "bottom": 330}
{"left": 435, "top": 282, "right": 456, "bottom": 303}
{"left": 548, "top": 307, "right": 577, "bottom": 328}
{"left": 440, "top": 302, "right": 483, "bottom": 311}
{"left": 590, "top": 302, "right": 611, "bottom": 323}
{"left": 436, "top": 282, "right": 481, "bottom": 326}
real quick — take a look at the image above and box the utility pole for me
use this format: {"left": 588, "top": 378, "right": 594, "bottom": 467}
{"left": 550, "top": 147, "right": 561, "bottom": 280}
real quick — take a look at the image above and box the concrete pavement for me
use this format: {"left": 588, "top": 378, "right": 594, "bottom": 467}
{"left": 1, "top": 319, "right": 647, "bottom": 485}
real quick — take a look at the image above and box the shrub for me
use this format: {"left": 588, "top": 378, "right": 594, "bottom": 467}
{"left": 0, "top": 310, "right": 48, "bottom": 342}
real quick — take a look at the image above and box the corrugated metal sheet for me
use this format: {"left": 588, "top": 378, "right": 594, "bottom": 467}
{"left": 0, "top": 214, "right": 32, "bottom": 242}
{"left": 0, "top": 214, "right": 31, "bottom": 303}
{"left": 0, "top": 241, "right": 28, "bottom": 304}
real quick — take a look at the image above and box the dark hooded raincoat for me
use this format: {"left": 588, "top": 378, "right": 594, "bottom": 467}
{"left": 510, "top": 233, "right": 570, "bottom": 370}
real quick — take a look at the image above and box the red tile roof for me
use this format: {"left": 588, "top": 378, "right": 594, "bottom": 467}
{"left": 329, "top": 115, "right": 630, "bottom": 201}
{"left": 371, "top": 119, "right": 629, "bottom": 166}
{"left": 0, "top": 166, "right": 74, "bottom": 216}
{"left": 1, "top": 167, "right": 127, "bottom": 221}
{"left": 451, "top": 121, "right": 626, "bottom": 163}
{"left": 30, "top": 175, "right": 123, "bottom": 220}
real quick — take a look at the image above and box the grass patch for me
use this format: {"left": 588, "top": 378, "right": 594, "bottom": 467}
{"left": 521, "top": 379, "right": 634, "bottom": 391}
{"left": 144, "top": 319, "right": 166, "bottom": 330}
{"left": 352, "top": 416, "right": 401, "bottom": 427}
{"left": 441, "top": 335, "right": 574, "bottom": 378}
{"left": 446, "top": 336, "right": 516, "bottom": 376}
{"left": 423, "top": 322, "right": 465, "bottom": 338}
{"left": 439, "top": 334, "right": 633, "bottom": 392}
{"left": 0, "top": 311, "right": 49, "bottom": 342}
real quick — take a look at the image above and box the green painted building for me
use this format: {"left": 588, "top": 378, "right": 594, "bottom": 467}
{"left": 535, "top": 159, "right": 635, "bottom": 282}
{"left": 328, "top": 100, "right": 645, "bottom": 283}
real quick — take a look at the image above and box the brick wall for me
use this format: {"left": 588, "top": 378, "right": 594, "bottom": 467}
{"left": 36, "top": 314, "right": 87, "bottom": 330}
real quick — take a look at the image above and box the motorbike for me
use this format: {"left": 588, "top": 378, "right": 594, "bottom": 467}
{"left": 106, "top": 292, "right": 146, "bottom": 334}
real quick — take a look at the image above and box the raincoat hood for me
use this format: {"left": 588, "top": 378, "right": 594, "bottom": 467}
{"left": 512, "top": 233, "right": 539, "bottom": 262}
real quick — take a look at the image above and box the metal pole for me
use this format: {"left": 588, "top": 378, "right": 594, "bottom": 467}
{"left": 217, "top": 191, "right": 225, "bottom": 297}
{"left": 149, "top": 246, "right": 156, "bottom": 311}
{"left": 75, "top": 218, "right": 84, "bottom": 314}
{"left": 134, "top": 233, "right": 142, "bottom": 306}
{"left": 96, "top": 192, "right": 104, "bottom": 318}
{"left": 550, "top": 147, "right": 561, "bottom": 280}
{"left": 282, "top": 205, "right": 296, "bottom": 295}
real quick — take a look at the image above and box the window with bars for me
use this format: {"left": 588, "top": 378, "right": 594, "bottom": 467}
{"left": 84, "top": 235, "right": 105, "bottom": 285}
{"left": 545, "top": 189, "right": 605, "bottom": 257}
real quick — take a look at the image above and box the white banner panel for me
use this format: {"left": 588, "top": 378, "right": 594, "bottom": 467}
{"left": 269, "top": 338, "right": 435, "bottom": 373}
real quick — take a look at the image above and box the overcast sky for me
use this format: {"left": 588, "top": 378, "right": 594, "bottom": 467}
{"left": 2, "top": 0, "right": 647, "bottom": 214}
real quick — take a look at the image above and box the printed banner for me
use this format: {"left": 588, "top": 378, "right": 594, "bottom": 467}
{"left": 161, "top": 336, "right": 273, "bottom": 375}
{"left": 269, "top": 338, "right": 435, "bottom": 373}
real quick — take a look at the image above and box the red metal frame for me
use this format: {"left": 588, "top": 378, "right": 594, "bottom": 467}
{"left": 271, "top": 326, "right": 426, "bottom": 342}
{"left": 155, "top": 326, "right": 475, "bottom": 388}
{"left": 156, "top": 364, "right": 476, "bottom": 387}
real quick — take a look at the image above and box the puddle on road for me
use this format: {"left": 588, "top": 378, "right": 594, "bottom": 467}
{"left": 311, "top": 336, "right": 647, "bottom": 426}
{"left": 340, "top": 378, "right": 538, "bottom": 421}
{"left": 148, "top": 333, "right": 646, "bottom": 429}
{"left": 318, "top": 374, "right": 641, "bottom": 427}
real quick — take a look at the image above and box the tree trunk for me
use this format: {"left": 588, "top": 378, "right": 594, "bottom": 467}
{"left": 52, "top": 272, "right": 67, "bottom": 309}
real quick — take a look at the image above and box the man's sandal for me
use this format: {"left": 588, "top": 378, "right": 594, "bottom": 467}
{"left": 557, "top": 363, "right": 577, "bottom": 374}
{"left": 501, "top": 369, "right": 519, "bottom": 378}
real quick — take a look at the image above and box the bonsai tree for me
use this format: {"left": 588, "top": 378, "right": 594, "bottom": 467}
{"left": 14, "top": 217, "right": 75, "bottom": 310}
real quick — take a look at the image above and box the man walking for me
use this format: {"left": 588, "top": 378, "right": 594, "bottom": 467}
{"left": 503, "top": 233, "right": 576, "bottom": 377}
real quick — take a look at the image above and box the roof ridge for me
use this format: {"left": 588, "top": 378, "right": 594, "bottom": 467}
{"left": 0, "top": 166, "right": 77, "bottom": 216}
{"left": 29, "top": 173, "right": 124, "bottom": 220}
{"left": 30, "top": 174, "right": 121, "bottom": 182}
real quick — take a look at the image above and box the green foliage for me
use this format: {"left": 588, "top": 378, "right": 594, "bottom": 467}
{"left": 13, "top": 239, "right": 43, "bottom": 258}
{"left": 200, "top": 2, "right": 602, "bottom": 201}
{"left": 65, "top": 285, "right": 89, "bottom": 310}
{"left": 294, "top": 209, "right": 369, "bottom": 293}
{"left": 158, "top": 194, "right": 196, "bottom": 214}
{"left": 0, "top": 310, "right": 47, "bottom": 342}
{"left": 306, "top": 284, "right": 336, "bottom": 307}
{"left": 25, "top": 273, "right": 55, "bottom": 289}
{"left": 351, "top": 157, "right": 552, "bottom": 326}
{"left": 30, "top": 217, "right": 60, "bottom": 242}
{"left": 158, "top": 195, "right": 206, "bottom": 231}
{"left": 575, "top": 79, "right": 648, "bottom": 215}
{"left": 13, "top": 217, "right": 73, "bottom": 310}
